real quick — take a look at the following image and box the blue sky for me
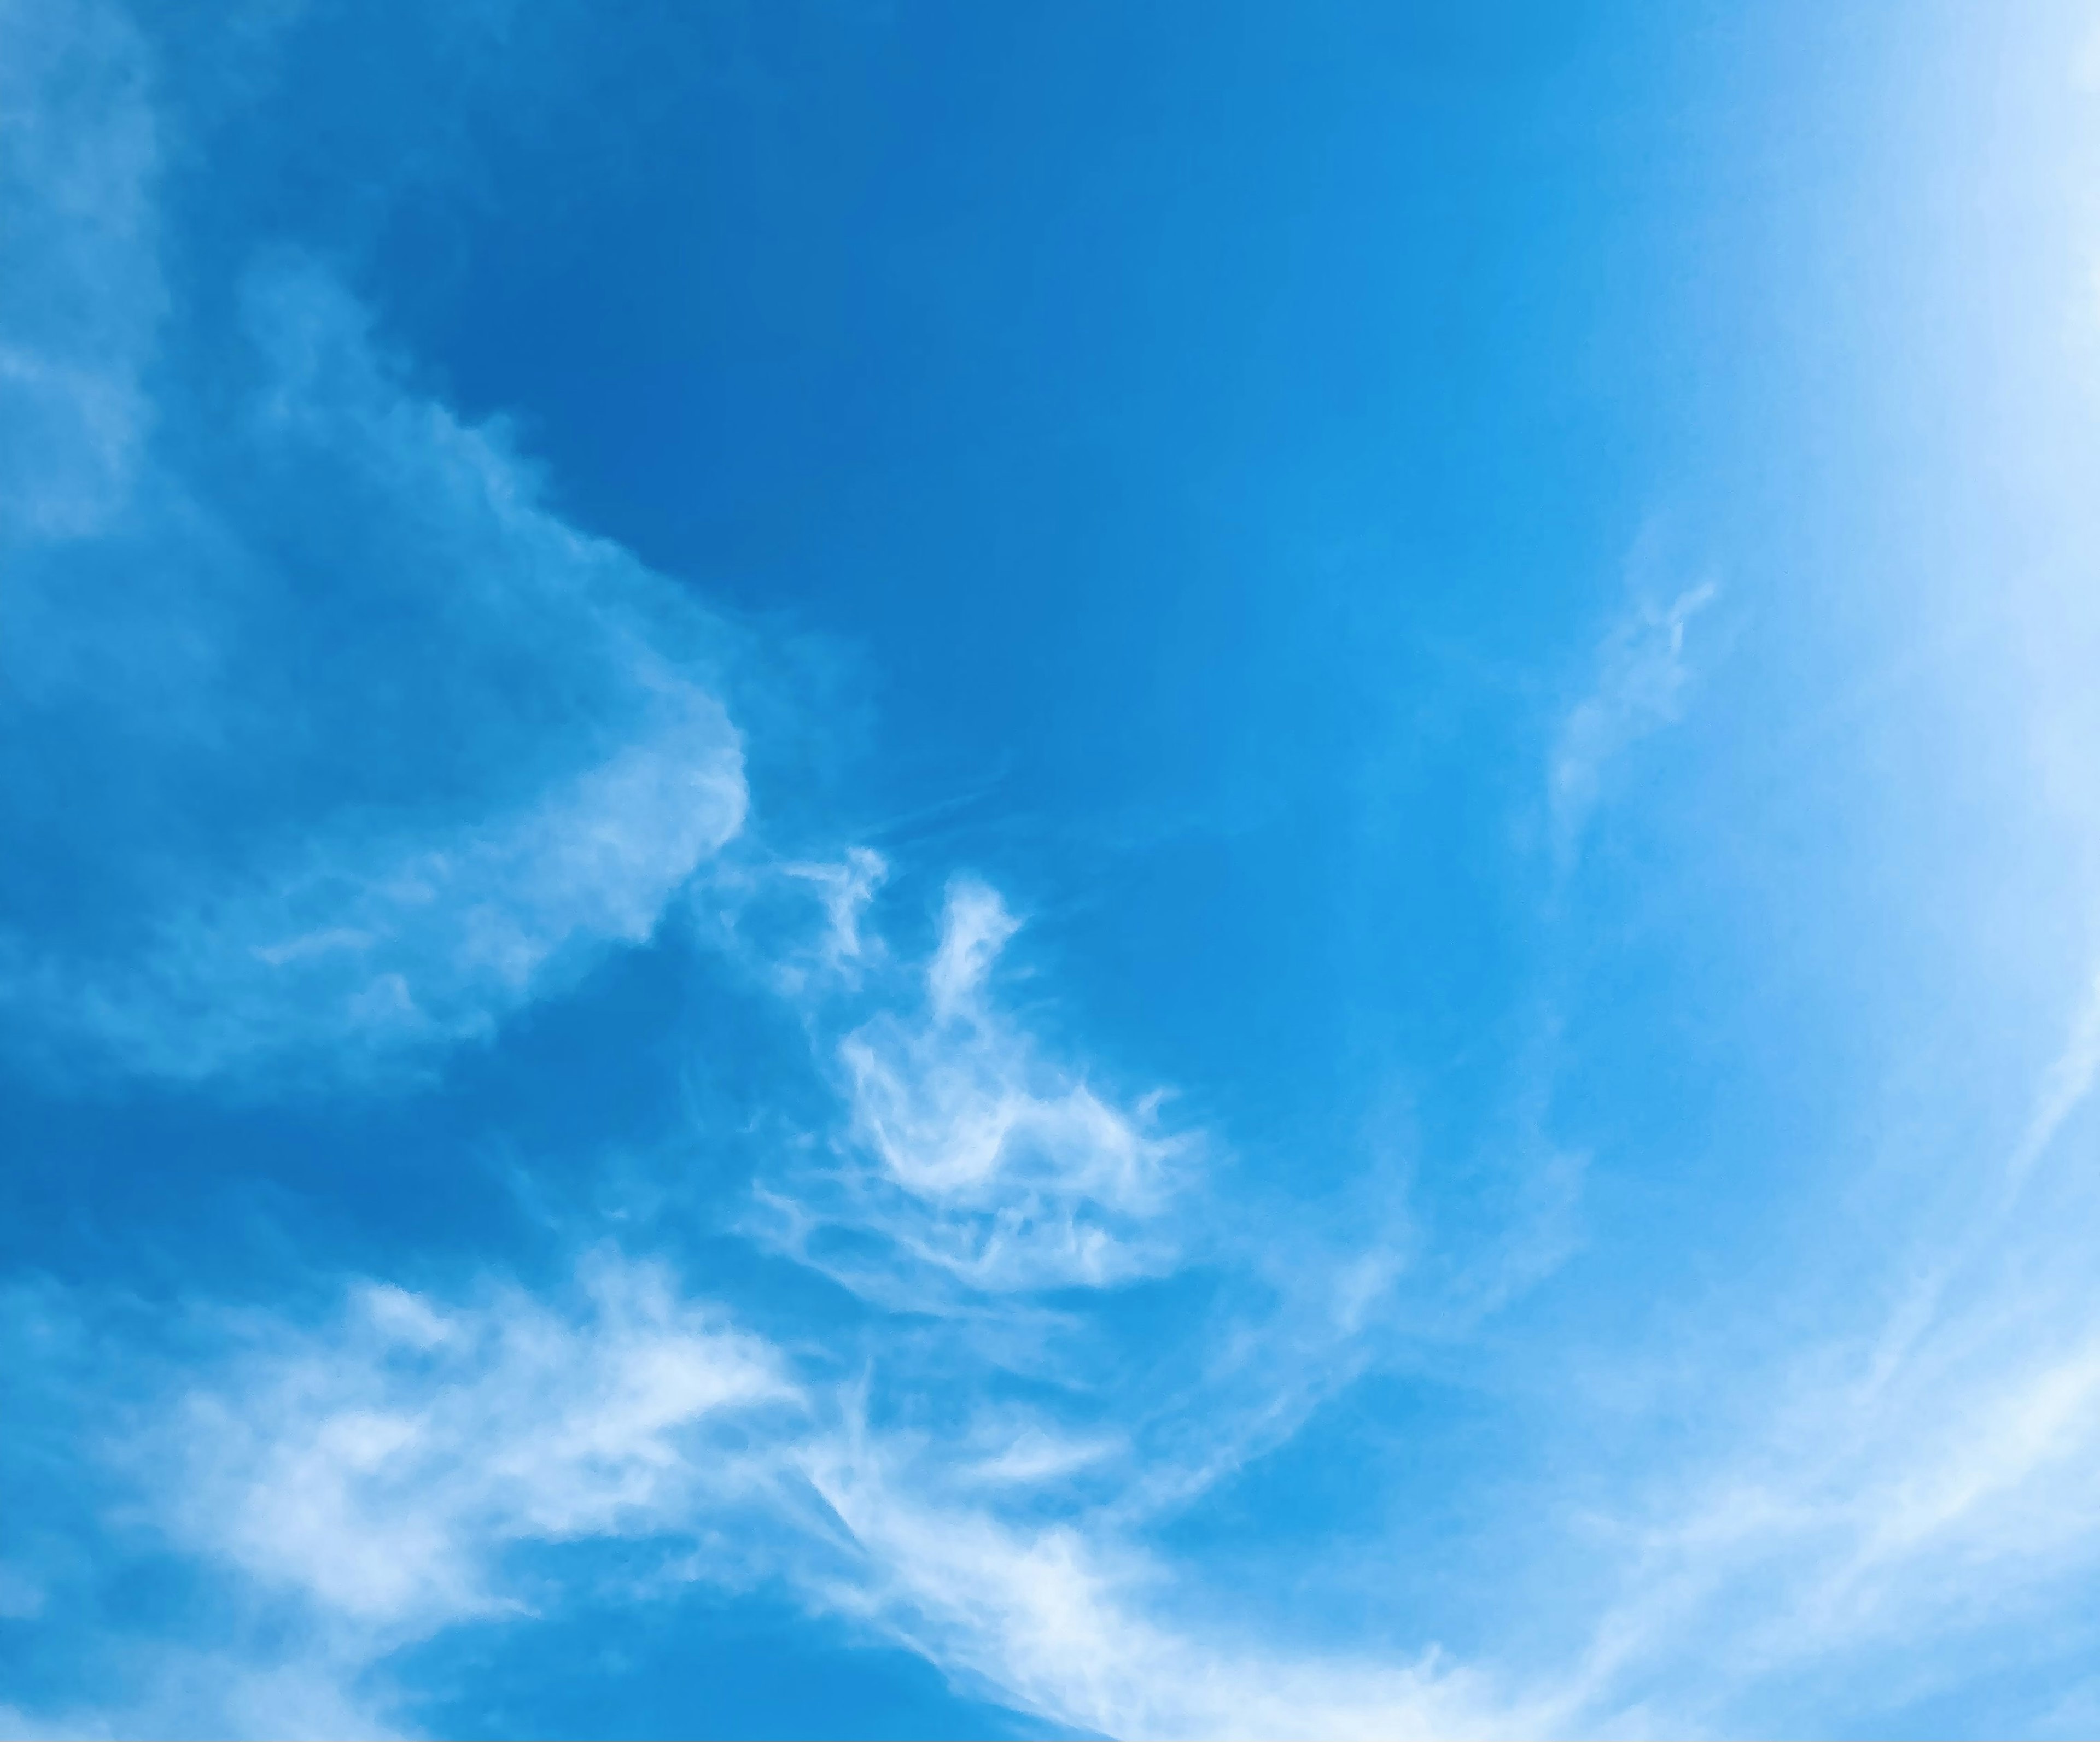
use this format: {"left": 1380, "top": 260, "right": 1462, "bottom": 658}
{"left": 5, "top": 0, "right": 2100, "bottom": 1735}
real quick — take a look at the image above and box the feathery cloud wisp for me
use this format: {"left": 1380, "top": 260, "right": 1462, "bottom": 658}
{"left": 1549, "top": 575, "right": 1719, "bottom": 873}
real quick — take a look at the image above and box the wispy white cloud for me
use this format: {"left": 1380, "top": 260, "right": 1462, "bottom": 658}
{"left": 2009, "top": 965, "right": 2100, "bottom": 1183}
{"left": 54, "top": 954, "right": 2100, "bottom": 1740}
{"left": 756, "top": 877, "right": 1193, "bottom": 1300}
{"left": 94, "top": 1249, "right": 1551, "bottom": 1742}
{"left": 800, "top": 1429, "right": 1549, "bottom": 1742}
{"left": 0, "top": 6, "right": 750, "bottom": 1086}
{"left": 62, "top": 681, "right": 745, "bottom": 1078}
{"left": 771, "top": 845, "right": 890, "bottom": 994}
{"left": 1549, "top": 558, "right": 1720, "bottom": 873}
{"left": 1568, "top": 1333, "right": 2100, "bottom": 1731}
{"left": 0, "top": 1657, "right": 406, "bottom": 1742}
{"left": 1548, "top": 964, "right": 2100, "bottom": 1729}
{"left": 0, "top": 1257, "right": 807, "bottom": 1733}
{"left": 168, "top": 1255, "right": 797, "bottom": 1634}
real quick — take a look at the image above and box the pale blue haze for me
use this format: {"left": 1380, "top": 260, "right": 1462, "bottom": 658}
{"left": 4, "top": 1, "right": 2100, "bottom": 1736}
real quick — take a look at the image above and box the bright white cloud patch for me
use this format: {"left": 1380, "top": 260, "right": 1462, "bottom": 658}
{"left": 170, "top": 1257, "right": 794, "bottom": 1634}
{"left": 762, "top": 877, "right": 1191, "bottom": 1299}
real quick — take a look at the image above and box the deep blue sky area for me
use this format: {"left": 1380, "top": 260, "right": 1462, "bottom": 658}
{"left": 6, "top": 1, "right": 2100, "bottom": 1737}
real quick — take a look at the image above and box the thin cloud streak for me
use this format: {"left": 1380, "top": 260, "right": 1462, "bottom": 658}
{"left": 1549, "top": 571, "right": 1720, "bottom": 874}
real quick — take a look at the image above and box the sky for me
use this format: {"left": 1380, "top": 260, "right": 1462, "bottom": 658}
{"left": 5, "top": 0, "right": 2100, "bottom": 1736}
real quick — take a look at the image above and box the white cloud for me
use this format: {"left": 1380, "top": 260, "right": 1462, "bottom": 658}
{"left": 2009, "top": 965, "right": 2100, "bottom": 1183}
{"left": 801, "top": 1434, "right": 1548, "bottom": 1742}
{"left": 169, "top": 1255, "right": 796, "bottom": 1635}
{"left": 1549, "top": 968, "right": 2100, "bottom": 1728}
{"left": 1549, "top": 566, "right": 1720, "bottom": 872}
{"left": 952, "top": 1413, "right": 1124, "bottom": 1490}
{"left": 760, "top": 877, "right": 1193, "bottom": 1299}
{"left": 63, "top": 683, "right": 745, "bottom": 1078}
{"left": 770, "top": 846, "right": 890, "bottom": 994}
{"left": 0, "top": 9, "right": 751, "bottom": 1085}
{"left": 74, "top": 958, "right": 2099, "bottom": 1741}
{"left": 0, "top": 1658, "right": 406, "bottom": 1742}
{"left": 1570, "top": 1336, "right": 2100, "bottom": 1729}
{"left": 5, "top": 1253, "right": 818, "bottom": 1742}
{"left": 925, "top": 878, "right": 1020, "bottom": 1019}
{"left": 63, "top": 1245, "right": 1563, "bottom": 1742}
